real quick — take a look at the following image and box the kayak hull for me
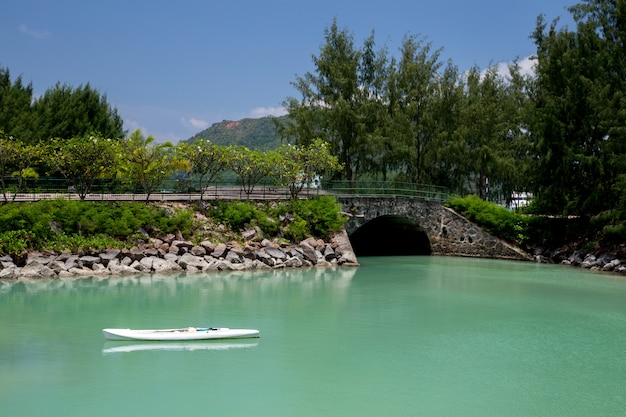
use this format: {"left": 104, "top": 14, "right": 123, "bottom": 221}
{"left": 102, "top": 327, "right": 260, "bottom": 341}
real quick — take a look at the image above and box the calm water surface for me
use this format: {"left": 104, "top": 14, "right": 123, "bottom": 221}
{"left": 2, "top": 256, "right": 626, "bottom": 417}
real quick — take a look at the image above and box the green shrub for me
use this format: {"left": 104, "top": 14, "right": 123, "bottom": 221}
{"left": 211, "top": 201, "right": 259, "bottom": 230}
{"left": 209, "top": 196, "right": 347, "bottom": 242}
{"left": 287, "top": 196, "right": 347, "bottom": 240}
{"left": 0, "top": 230, "right": 34, "bottom": 255}
{"left": 0, "top": 200, "right": 194, "bottom": 255}
{"left": 447, "top": 195, "right": 529, "bottom": 245}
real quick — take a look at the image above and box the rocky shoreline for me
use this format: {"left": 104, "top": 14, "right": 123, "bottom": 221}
{"left": 0, "top": 230, "right": 359, "bottom": 280}
{"left": 533, "top": 245, "right": 626, "bottom": 275}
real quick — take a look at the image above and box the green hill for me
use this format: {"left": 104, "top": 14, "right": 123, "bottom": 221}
{"left": 184, "top": 115, "right": 290, "bottom": 150}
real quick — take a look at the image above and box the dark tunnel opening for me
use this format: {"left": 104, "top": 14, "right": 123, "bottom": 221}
{"left": 348, "top": 215, "right": 432, "bottom": 257}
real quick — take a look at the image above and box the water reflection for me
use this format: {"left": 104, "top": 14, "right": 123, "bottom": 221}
{"left": 0, "top": 266, "right": 357, "bottom": 295}
{"left": 102, "top": 340, "right": 259, "bottom": 354}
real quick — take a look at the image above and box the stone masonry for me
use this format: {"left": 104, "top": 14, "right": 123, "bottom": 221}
{"left": 338, "top": 196, "right": 531, "bottom": 261}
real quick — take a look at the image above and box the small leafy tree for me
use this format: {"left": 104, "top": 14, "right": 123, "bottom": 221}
{"left": 47, "top": 134, "right": 117, "bottom": 200}
{"left": 117, "top": 130, "right": 187, "bottom": 200}
{"left": 273, "top": 138, "right": 342, "bottom": 198}
{"left": 177, "top": 140, "right": 230, "bottom": 200}
{"left": 228, "top": 145, "right": 274, "bottom": 197}
{"left": 0, "top": 132, "right": 43, "bottom": 201}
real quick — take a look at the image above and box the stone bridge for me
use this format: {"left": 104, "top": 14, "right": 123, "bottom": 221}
{"left": 337, "top": 196, "right": 531, "bottom": 260}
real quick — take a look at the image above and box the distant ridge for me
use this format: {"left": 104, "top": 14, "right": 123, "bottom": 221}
{"left": 183, "top": 115, "right": 289, "bottom": 150}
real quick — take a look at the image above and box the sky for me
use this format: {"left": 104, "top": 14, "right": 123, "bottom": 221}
{"left": 2, "top": 0, "right": 577, "bottom": 143}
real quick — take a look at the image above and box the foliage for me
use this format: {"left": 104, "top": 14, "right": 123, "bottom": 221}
{"left": 279, "top": 19, "right": 533, "bottom": 198}
{"left": 0, "top": 230, "right": 34, "bottom": 255}
{"left": 0, "top": 66, "right": 34, "bottom": 141}
{"left": 47, "top": 134, "right": 117, "bottom": 199}
{"left": 447, "top": 195, "right": 529, "bottom": 245}
{"left": 273, "top": 138, "right": 343, "bottom": 198}
{"left": 209, "top": 196, "right": 347, "bottom": 242}
{"left": 0, "top": 200, "right": 194, "bottom": 254}
{"left": 0, "top": 132, "right": 43, "bottom": 201}
{"left": 227, "top": 145, "right": 274, "bottom": 196}
{"left": 529, "top": 0, "right": 626, "bottom": 216}
{"left": 287, "top": 196, "right": 347, "bottom": 240}
{"left": 32, "top": 82, "right": 124, "bottom": 143}
{"left": 177, "top": 140, "right": 231, "bottom": 199}
{"left": 280, "top": 19, "right": 385, "bottom": 185}
{"left": 116, "top": 130, "right": 188, "bottom": 200}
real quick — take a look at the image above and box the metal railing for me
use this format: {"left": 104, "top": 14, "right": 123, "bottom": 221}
{"left": 0, "top": 177, "right": 449, "bottom": 202}
{"left": 322, "top": 181, "right": 450, "bottom": 202}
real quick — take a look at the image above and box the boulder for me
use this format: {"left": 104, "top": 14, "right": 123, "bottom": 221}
{"left": 212, "top": 243, "right": 228, "bottom": 258}
{"left": 284, "top": 256, "right": 303, "bottom": 268}
{"left": 0, "top": 267, "right": 19, "bottom": 279}
{"left": 152, "top": 257, "right": 182, "bottom": 273}
{"left": 177, "top": 253, "right": 209, "bottom": 270}
{"left": 224, "top": 251, "right": 242, "bottom": 263}
{"left": 78, "top": 256, "right": 101, "bottom": 268}
{"left": 254, "top": 249, "right": 275, "bottom": 266}
{"left": 299, "top": 242, "right": 319, "bottom": 263}
{"left": 265, "top": 247, "right": 287, "bottom": 260}
{"left": 190, "top": 245, "right": 207, "bottom": 256}
{"left": 99, "top": 250, "right": 121, "bottom": 267}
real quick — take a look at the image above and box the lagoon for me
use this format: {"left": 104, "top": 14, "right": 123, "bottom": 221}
{"left": 2, "top": 256, "right": 626, "bottom": 416}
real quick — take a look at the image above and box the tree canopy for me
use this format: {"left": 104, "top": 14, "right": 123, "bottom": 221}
{"left": 0, "top": 67, "right": 125, "bottom": 144}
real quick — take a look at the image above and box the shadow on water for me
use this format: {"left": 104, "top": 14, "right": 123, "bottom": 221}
{"left": 348, "top": 214, "right": 431, "bottom": 256}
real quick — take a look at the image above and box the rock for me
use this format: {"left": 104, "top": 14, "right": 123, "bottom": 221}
{"left": 215, "top": 260, "right": 236, "bottom": 271}
{"left": 49, "top": 260, "right": 68, "bottom": 272}
{"left": 212, "top": 243, "right": 227, "bottom": 258}
{"left": 190, "top": 245, "right": 207, "bottom": 256}
{"left": 152, "top": 257, "right": 182, "bottom": 273}
{"left": 322, "top": 245, "right": 336, "bottom": 261}
{"left": 139, "top": 257, "right": 154, "bottom": 270}
{"left": 299, "top": 242, "right": 318, "bottom": 263}
{"left": 64, "top": 256, "right": 80, "bottom": 270}
{"left": 284, "top": 256, "right": 303, "bottom": 268}
{"left": 78, "top": 256, "right": 101, "bottom": 268}
{"left": 0, "top": 267, "right": 19, "bottom": 279}
{"left": 107, "top": 259, "right": 141, "bottom": 274}
{"left": 99, "top": 250, "right": 121, "bottom": 266}
{"left": 224, "top": 251, "right": 242, "bottom": 263}
{"left": 200, "top": 241, "right": 215, "bottom": 253}
{"left": 67, "top": 267, "right": 95, "bottom": 276}
{"left": 254, "top": 249, "right": 275, "bottom": 266}
{"left": 265, "top": 247, "right": 287, "bottom": 260}
{"left": 177, "top": 253, "right": 209, "bottom": 270}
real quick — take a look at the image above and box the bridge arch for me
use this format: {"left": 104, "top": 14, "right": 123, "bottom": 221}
{"left": 348, "top": 215, "right": 431, "bottom": 256}
{"left": 337, "top": 196, "right": 531, "bottom": 261}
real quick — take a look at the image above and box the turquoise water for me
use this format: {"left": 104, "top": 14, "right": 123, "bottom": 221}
{"left": 2, "top": 257, "right": 626, "bottom": 416}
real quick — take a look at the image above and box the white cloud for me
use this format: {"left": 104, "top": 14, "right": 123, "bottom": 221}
{"left": 181, "top": 117, "right": 209, "bottom": 130}
{"left": 19, "top": 24, "right": 50, "bottom": 40}
{"left": 249, "top": 106, "right": 288, "bottom": 118}
{"left": 494, "top": 56, "right": 537, "bottom": 79}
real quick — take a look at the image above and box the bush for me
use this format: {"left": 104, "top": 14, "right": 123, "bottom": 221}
{"left": 0, "top": 230, "right": 34, "bottom": 255}
{"left": 209, "top": 196, "right": 347, "bottom": 242}
{"left": 447, "top": 195, "right": 529, "bottom": 245}
{"left": 0, "top": 200, "right": 194, "bottom": 255}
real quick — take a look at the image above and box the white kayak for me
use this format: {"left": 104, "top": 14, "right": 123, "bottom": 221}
{"left": 102, "top": 327, "right": 260, "bottom": 341}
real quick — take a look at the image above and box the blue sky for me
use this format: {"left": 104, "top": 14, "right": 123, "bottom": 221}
{"left": 2, "top": 0, "right": 576, "bottom": 143}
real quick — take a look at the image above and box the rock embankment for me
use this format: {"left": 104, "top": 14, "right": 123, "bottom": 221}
{"left": 534, "top": 245, "right": 626, "bottom": 274}
{"left": 0, "top": 230, "right": 359, "bottom": 280}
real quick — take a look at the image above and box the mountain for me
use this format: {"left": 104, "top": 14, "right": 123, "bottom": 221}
{"left": 183, "top": 115, "right": 289, "bottom": 150}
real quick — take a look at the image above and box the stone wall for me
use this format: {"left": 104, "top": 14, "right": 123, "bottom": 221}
{"left": 339, "top": 196, "right": 531, "bottom": 261}
{"left": 0, "top": 231, "right": 359, "bottom": 280}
